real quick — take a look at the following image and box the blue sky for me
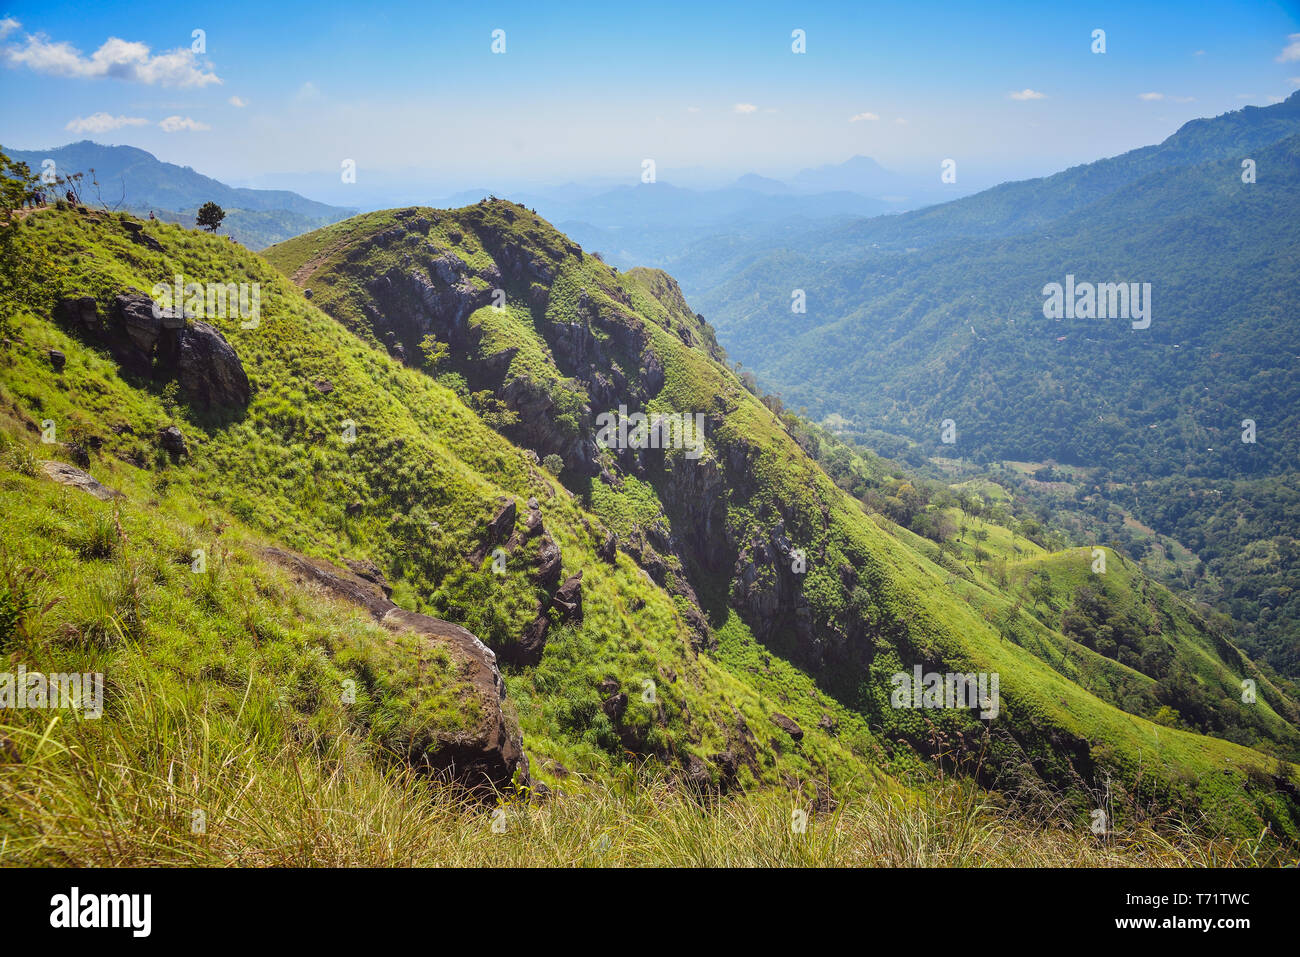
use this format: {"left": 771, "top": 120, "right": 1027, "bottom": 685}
{"left": 2, "top": 0, "right": 1298, "bottom": 195}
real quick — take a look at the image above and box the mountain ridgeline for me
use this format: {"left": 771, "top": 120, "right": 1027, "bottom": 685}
{"left": 683, "top": 93, "right": 1300, "bottom": 681}
{"left": 1, "top": 187, "right": 1298, "bottom": 859}
{"left": 5, "top": 141, "right": 356, "bottom": 249}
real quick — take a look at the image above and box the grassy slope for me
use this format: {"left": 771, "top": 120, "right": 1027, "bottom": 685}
{"left": 1, "top": 207, "right": 890, "bottom": 808}
{"left": 265, "top": 203, "right": 1300, "bottom": 842}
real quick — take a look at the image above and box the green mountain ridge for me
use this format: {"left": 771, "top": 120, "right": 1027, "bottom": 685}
{"left": 0, "top": 190, "right": 1297, "bottom": 862}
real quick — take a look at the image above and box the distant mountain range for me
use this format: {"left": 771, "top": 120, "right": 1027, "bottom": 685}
{"left": 5, "top": 141, "right": 355, "bottom": 248}
{"left": 788, "top": 154, "right": 905, "bottom": 194}
{"left": 687, "top": 91, "right": 1300, "bottom": 678}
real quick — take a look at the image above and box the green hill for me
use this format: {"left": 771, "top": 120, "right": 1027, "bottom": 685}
{"left": 0, "top": 193, "right": 1297, "bottom": 864}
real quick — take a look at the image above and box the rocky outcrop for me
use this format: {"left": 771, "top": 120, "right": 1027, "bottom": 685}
{"left": 344, "top": 558, "right": 392, "bottom": 597}
{"left": 601, "top": 692, "right": 628, "bottom": 723}
{"left": 499, "top": 375, "right": 598, "bottom": 477}
{"left": 469, "top": 498, "right": 517, "bottom": 565}
{"left": 262, "top": 547, "right": 396, "bottom": 619}
{"left": 122, "top": 220, "right": 163, "bottom": 252}
{"left": 39, "top": 461, "right": 123, "bottom": 501}
{"left": 597, "top": 530, "right": 617, "bottom": 563}
{"left": 157, "top": 425, "right": 188, "bottom": 456}
{"left": 553, "top": 571, "right": 583, "bottom": 621}
{"left": 53, "top": 296, "right": 103, "bottom": 336}
{"left": 52, "top": 291, "right": 250, "bottom": 412}
{"left": 730, "top": 517, "right": 817, "bottom": 663}
{"left": 533, "top": 534, "right": 562, "bottom": 591}
{"left": 381, "top": 608, "right": 526, "bottom": 790}
{"left": 490, "top": 501, "right": 585, "bottom": 668}
{"left": 769, "top": 712, "right": 803, "bottom": 742}
{"left": 363, "top": 256, "right": 497, "bottom": 362}
{"left": 262, "top": 546, "right": 527, "bottom": 792}
{"left": 169, "top": 322, "right": 251, "bottom": 409}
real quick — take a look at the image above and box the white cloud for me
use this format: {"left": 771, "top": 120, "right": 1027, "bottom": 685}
{"left": 1008, "top": 88, "right": 1046, "bottom": 100}
{"left": 686, "top": 106, "right": 700, "bottom": 113}
{"left": 1236, "top": 93, "right": 1256, "bottom": 99}
{"left": 733, "top": 102, "right": 757, "bottom": 114}
{"left": 1141, "top": 92, "right": 1194, "bottom": 102}
{"left": 0, "top": 17, "right": 20, "bottom": 40}
{"left": 1193, "top": 50, "right": 1205, "bottom": 56}
{"left": 159, "top": 115, "right": 210, "bottom": 132}
{"left": 296, "top": 81, "right": 320, "bottom": 100}
{"left": 228, "top": 95, "right": 247, "bottom": 107}
{"left": 848, "top": 111, "right": 879, "bottom": 122}
{"left": 895, "top": 117, "right": 908, "bottom": 125}
{"left": 65, "top": 112, "right": 148, "bottom": 134}
{"left": 1277, "top": 33, "right": 1300, "bottom": 63}
{"left": 3, "top": 31, "right": 221, "bottom": 87}
{"left": 1268, "top": 95, "right": 1284, "bottom": 104}
{"left": 1291, "top": 77, "right": 1300, "bottom": 87}
{"left": 1138, "top": 92, "right": 1165, "bottom": 101}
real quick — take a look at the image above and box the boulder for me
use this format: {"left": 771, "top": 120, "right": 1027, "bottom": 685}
{"left": 111, "top": 291, "right": 165, "bottom": 374}
{"left": 60, "top": 291, "right": 250, "bottom": 412}
{"left": 47, "top": 349, "right": 66, "bottom": 371}
{"left": 533, "top": 534, "right": 562, "bottom": 590}
{"left": 522, "top": 504, "right": 544, "bottom": 538}
{"left": 553, "top": 571, "right": 583, "bottom": 622}
{"left": 597, "top": 529, "right": 617, "bottom": 563}
{"left": 487, "top": 498, "right": 517, "bottom": 541}
{"left": 507, "top": 612, "right": 550, "bottom": 668}
{"left": 769, "top": 712, "right": 804, "bottom": 742}
{"left": 381, "top": 608, "right": 526, "bottom": 790}
{"left": 122, "top": 220, "right": 164, "bottom": 252}
{"left": 158, "top": 425, "right": 188, "bottom": 455}
{"left": 172, "top": 321, "right": 251, "bottom": 409}
{"left": 470, "top": 499, "right": 518, "bottom": 564}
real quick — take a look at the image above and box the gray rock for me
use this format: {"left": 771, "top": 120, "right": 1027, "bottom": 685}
{"left": 158, "top": 425, "right": 187, "bottom": 455}
{"left": 39, "top": 461, "right": 122, "bottom": 501}
{"left": 769, "top": 712, "right": 803, "bottom": 742}
{"left": 172, "top": 322, "right": 251, "bottom": 409}
{"left": 261, "top": 545, "right": 527, "bottom": 793}
{"left": 553, "top": 571, "right": 583, "bottom": 622}
{"left": 597, "top": 530, "right": 617, "bottom": 563}
{"left": 122, "top": 220, "right": 164, "bottom": 252}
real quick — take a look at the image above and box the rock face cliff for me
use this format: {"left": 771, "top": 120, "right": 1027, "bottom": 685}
{"left": 54, "top": 290, "right": 250, "bottom": 411}
{"left": 263, "top": 547, "right": 527, "bottom": 792}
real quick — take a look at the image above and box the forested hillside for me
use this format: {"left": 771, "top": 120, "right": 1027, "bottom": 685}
{"left": 685, "top": 94, "right": 1300, "bottom": 682}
